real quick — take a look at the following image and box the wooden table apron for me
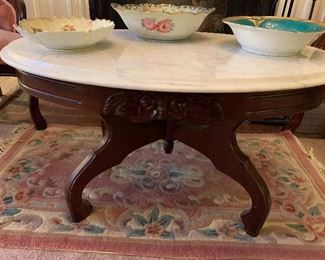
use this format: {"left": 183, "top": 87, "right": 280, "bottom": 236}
{"left": 17, "top": 71, "right": 325, "bottom": 237}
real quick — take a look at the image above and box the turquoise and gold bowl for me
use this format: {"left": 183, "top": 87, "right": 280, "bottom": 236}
{"left": 223, "top": 16, "right": 325, "bottom": 56}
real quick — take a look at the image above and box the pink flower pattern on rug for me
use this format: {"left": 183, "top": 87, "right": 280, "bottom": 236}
{"left": 0, "top": 125, "right": 325, "bottom": 253}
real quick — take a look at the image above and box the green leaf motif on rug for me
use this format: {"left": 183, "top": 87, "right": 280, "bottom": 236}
{"left": 23, "top": 166, "right": 37, "bottom": 174}
{"left": 28, "top": 139, "right": 43, "bottom": 147}
{"left": 128, "top": 229, "right": 145, "bottom": 237}
{"left": 248, "top": 140, "right": 260, "bottom": 147}
{"left": 51, "top": 223, "right": 74, "bottom": 232}
{"left": 296, "top": 211, "right": 305, "bottom": 218}
{"left": 133, "top": 214, "right": 149, "bottom": 226}
{"left": 289, "top": 183, "right": 300, "bottom": 191}
{"left": 287, "top": 223, "right": 308, "bottom": 233}
{"left": 60, "top": 133, "right": 74, "bottom": 140}
{"left": 308, "top": 206, "right": 321, "bottom": 216}
{"left": 128, "top": 208, "right": 176, "bottom": 239}
{"left": 158, "top": 215, "right": 173, "bottom": 227}
{"left": 131, "top": 170, "right": 146, "bottom": 176}
{"left": 2, "top": 196, "right": 13, "bottom": 204}
{"left": 234, "top": 234, "right": 254, "bottom": 242}
{"left": 161, "top": 231, "right": 175, "bottom": 239}
{"left": 19, "top": 159, "right": 32, "bottom": 166}
{"left": 149, "top": 207, "right": 159, "bottom": 223}
{"left": 169, "top": 171, "right": 183, "bottom": 178}
{"left": 1, "top": 208, "right": 21, "bottom": 216}
{"left": 84, "top": 225, "right": 106, "bottom": 234}
{"left": 199, "top": 228, "right": 220, "bottom": 237}
{"left": 283, "top": 168, "right": 295, "bottom": 176}
{"left": 278, "top": 176, "right": 290, "bottom": 182}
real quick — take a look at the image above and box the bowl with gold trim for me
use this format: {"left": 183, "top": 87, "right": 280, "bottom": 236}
{"left": 14, "top": 17, "right": 115, "bottom": 50}
{"left": 111, "top": 3, "right": 215, "bottom": 41}
{"left": 223, "top": 16, "right": 325, "bottom": 56}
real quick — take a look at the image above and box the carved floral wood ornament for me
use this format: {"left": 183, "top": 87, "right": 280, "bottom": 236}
{"left": 103, "top": 91, "right": 224, "bottom": 124}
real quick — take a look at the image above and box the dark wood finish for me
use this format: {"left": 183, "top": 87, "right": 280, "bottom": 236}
{"left": 6, "top": 0, "right": 26, "bottom": 23}
{"left": 287, "top": 0, "right": 294, "bottom": 17}
{"left": 284, "top": 112, "right": 304, "bottom": 132}
{"left": 0, "top": 64, "right": 16, "bottom": 77}
{"left": 277, "top": 0, "right": 320, "bottom": 21}
{"left": 281, "top": 0, "right": 288, "bottom": 16}
{"left": 312, "top": 33, "right": 325, "bottom": 50}
{"left": 16, "top": 70, "right": 325, "bottom": 236}
{"left": 28, "top": 95, "right": 47, "bottom": 130}
{"left": 226, "top": 0, "right": 276, "bottom": 16}
{"left": 309, "top": 0, "right": 317, "bottom": 19}
{"left": 0, "top": 0, "right": 26, "bottom": 105}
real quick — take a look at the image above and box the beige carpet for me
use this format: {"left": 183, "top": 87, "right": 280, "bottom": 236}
{"left": 0, "top": 77, "right": 21, "bottom": 108}
{"left": 0, "top": 249, "right": 163, "bottom": 260}
{"left": 0, "top": 77, "right": 19, "bottom": 96}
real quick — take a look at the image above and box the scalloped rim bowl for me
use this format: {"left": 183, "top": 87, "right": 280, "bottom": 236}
{"left": 111, "top": 3, "right": 215, "bottom": 40}
{"left": 14, "top": 17, "right": 115, "bottom": 50}
{"left": 223, "top": 16, "right": 325, "bottom": 56}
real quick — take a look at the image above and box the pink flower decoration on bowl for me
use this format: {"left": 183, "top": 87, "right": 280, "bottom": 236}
{"left": 142, "top": 18, "right": 174, "bottom": 33}
{"left": 142, "top": 18, "right": 156, "bottom": 31}
{"left": 157, "top": 19, "right": 173, "bottom": 33}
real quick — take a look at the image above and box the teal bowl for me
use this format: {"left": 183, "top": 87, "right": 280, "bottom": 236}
{"left": 223, "top": 16, "right": 325, "bottom": 56}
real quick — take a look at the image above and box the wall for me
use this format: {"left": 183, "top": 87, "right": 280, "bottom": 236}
{"left": 24, "top": 0, "right": 90, "bottom": 18}
{"left": 24, "top": 0, "right": 324, "bottom": 22}
{"left": 276, "top": 0, "right": 325, "bottom": 22}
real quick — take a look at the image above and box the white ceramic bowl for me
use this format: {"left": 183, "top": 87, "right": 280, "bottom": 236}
{"left": 14, "top": 17, "right": 115, "bottom": 50}
{"left": 223, "top": 16, "right": 325, "bottom": 56}
{"left": 111, "top": 3, "right": 215, "bottom": 40}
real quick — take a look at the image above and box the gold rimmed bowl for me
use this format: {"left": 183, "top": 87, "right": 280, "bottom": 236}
{"left": 14, "top": 17, "right": 115, "bottom": 50}
{"left": 223, "top": 16, "right": 325, "bottom": 56}
{"left": 111, "top": 3, "right": 215, "bottom": 41}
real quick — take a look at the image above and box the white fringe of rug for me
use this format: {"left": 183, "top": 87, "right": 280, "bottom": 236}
{"left": 0, "top": 123, "right": 30, "bottom": 156}
{"left": 291, "top": 134, "right": 325, "bottom": 180}
{"left": 305, "top": 147, "right": 325, "bottom": 180}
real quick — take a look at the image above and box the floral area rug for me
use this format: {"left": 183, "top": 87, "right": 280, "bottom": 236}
{"left": 0, "top": 125, "right": 324, "bottom": 259}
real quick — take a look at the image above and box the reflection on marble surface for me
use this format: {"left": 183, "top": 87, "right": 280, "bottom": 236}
{"left": 1, "top": 30, "right": 325, "bottom": 93}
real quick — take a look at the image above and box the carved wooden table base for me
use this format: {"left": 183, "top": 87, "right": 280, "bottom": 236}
{"left": 17, "top": 71, "right": 325, "bottom": 237}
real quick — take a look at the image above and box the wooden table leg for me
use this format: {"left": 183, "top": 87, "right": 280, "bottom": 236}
{"left": 66, "top": 115, "right": 165, "bottom": 222}
{"left": 29, "top": 95, "right": 47, "bottom": 130}
{"left": 283, "top": 112, "right": 304, "bottom": 132}
{"left": 66, "top": 91, "right": 271, "bottom": 236}
{"left": 173, "top": 121, "right": 271, "bottom": 236}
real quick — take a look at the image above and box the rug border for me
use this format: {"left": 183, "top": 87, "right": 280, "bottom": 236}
{"left": 1, "top": 230, "right": 325, "bottom": 259}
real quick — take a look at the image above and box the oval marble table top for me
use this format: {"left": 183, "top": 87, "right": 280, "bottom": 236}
{"left": 1, "top": 30, "right": 325, "bottom": 93}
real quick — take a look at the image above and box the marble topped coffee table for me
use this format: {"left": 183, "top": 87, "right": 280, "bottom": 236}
{"left": 1, "top": 30, "right": 325, "bottom": 237}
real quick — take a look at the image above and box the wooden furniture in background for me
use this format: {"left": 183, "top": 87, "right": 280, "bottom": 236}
{"left": 0, "top": 0, "right": 25, "bottom": 107}
{"left": 0, "top": 0, "right": 25, "bottom": 77}
{"left": 277, "top": 0, "right": 325, "bottom": 132}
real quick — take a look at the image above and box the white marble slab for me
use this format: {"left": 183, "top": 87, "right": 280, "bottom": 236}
{"left": 1, "top": 30, "right": 325, "bottom": 93}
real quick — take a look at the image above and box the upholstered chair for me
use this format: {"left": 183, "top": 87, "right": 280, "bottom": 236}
{"left": 0, "top": 0, "right": 25, "bottom": 102}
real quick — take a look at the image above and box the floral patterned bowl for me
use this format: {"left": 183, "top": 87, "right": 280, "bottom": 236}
{"left": 223, "top": 16, "right": 325, "bottom": 56}
{"left": 111, "top": 3, "right": 215, "bottom": 41}
{"left": 14, "top": 17, "right": 115, "bottom": 50}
